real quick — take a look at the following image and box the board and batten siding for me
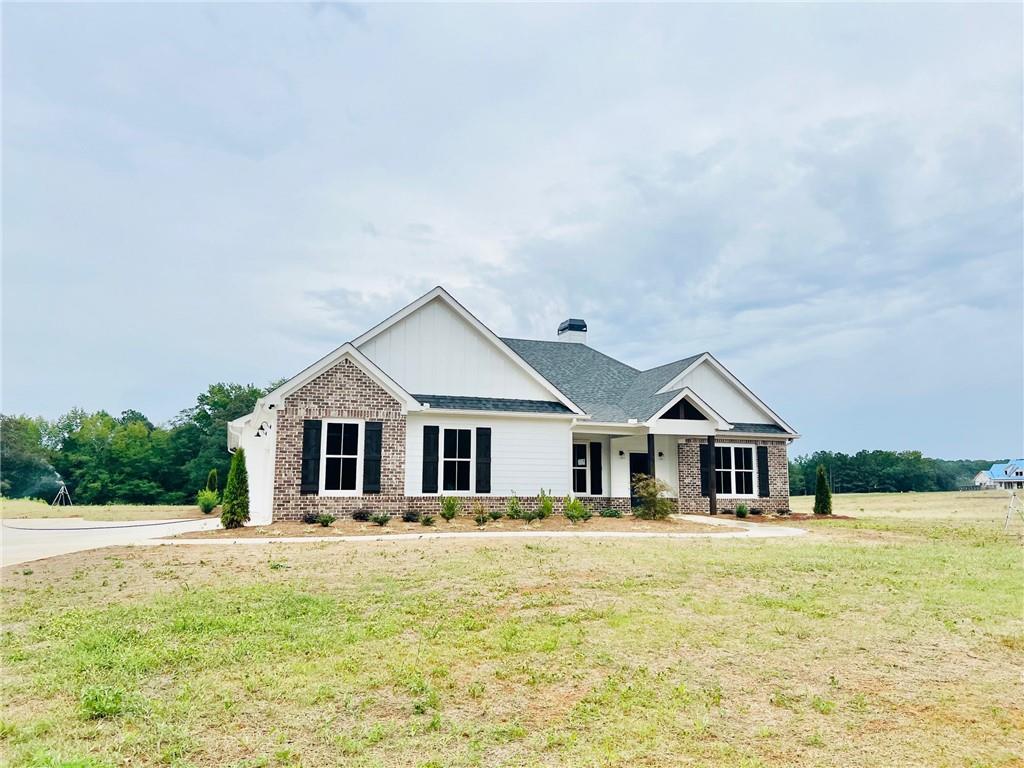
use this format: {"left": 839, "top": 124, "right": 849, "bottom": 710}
{"left": 608, "top": 434, "right": 680, "bottom": 498}
{"left": 405, "top": 412, "right": 573, "bottom": 496}
{"left": 357, "top": 297, "right": 557, "bottom": 401}
{"left": 673, "top": 364, "right": 771, "bottom": 424}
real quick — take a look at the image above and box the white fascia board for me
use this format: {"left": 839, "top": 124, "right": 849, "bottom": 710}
{"left": 352, "top": 286, "right": 586, "bottom": 416}
{"left": 409, "top": 408, "right": 579, "bottom": 421}
{"left": 720, "top": 431, "right": 800, "bottom": 441}
{"left": 263, "top": 343, "right": 423, "bottom": 413}
{"left": 645, "top": 386, "right": 731, "bottom": 430}
{"left": 656, "top": 353, "right": 797, "bottom": 435}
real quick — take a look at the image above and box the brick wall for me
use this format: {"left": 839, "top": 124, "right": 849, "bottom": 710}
{"left": 273, "top": 358, "right": 407, "bottom": 521}
{"left": 676, "top": 437, "right": 790, "bottom": 515}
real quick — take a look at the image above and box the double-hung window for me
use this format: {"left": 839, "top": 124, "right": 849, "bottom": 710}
{"left": 322, "top": 421, "right": 361, "bottom": 493}
{"left": 572, "top": 443, "right": 589, "bottom": 494}
{"left": 715, "top": 444, "right": 755, "bottom": 496}
{"left": 442, "top": 428, "right": 472, "bottom": 491}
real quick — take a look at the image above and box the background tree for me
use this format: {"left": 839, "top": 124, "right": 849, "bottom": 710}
{"left": 0, "top": 414, "right": 60, "bottom": 499}
{"left": 814, "top": 464, "right": 832, "bottom": 515}
{"left": 220, "top": 448, "right": 250, "bottom": 529}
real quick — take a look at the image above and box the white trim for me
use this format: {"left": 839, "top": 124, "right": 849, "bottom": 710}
{"left": 714, "top": 442, "right": 758, "bottom": 499}
{"left": 646, "top": 386, "right": 731, "bottom": 430}
{"left": 352, "top": 287, "right": 586, "bottom": 415}
{"left": 437, "top": 426, "right": 476, "bottom": 496}
{"left": 655, "top": 353, "right": 798, "bottom": 436}
{"left": 320, "top": 418, "right": 364, "bottom": 496}
{"left": 417, "top": 408, "right": 580, "bottom": 421}
{"left": 571, "top": 440, "right": 592, "bottom": 496}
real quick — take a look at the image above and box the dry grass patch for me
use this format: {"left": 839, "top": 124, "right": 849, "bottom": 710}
{"left": 1, "top": 509, "right": 1021, "bottom": 767}
{"left": 0, "top": 498, "right": 205, "bottom": 521}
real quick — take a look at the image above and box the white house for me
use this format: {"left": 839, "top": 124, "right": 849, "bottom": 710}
{"left": 228, "top": 287, "right": 799, "bottom": 525}
{"left": 983, "top": 460, "right": 1024, "bottom": 490}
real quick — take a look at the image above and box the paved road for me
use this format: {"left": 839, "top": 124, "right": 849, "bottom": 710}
{"left": 1, "top": 517, "right": 222, "bottom": 567}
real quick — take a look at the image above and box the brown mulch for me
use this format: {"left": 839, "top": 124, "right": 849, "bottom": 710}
{"left": 171, "top": 515, "right": 741, "bottom": 539}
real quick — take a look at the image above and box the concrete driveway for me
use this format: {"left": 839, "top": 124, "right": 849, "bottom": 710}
{"left": 1, "top": 517, "right": 222, "bottom": 567}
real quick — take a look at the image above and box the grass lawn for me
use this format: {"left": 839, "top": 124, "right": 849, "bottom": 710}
{"left": 0, "top": 498, "right": 207, "bottom": 521}
{"left": 1, "top": 493, "right": 1021, "bottom": 767}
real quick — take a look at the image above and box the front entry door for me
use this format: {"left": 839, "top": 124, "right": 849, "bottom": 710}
{"left": 629, "top": 452, "right": 651, "bottom": 507}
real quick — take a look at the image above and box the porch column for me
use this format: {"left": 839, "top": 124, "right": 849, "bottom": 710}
{"left": 647, "top": 433, "right": 656, "bottom": 479}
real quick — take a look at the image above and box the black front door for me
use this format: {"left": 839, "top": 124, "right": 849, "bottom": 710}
{"left": 629, "top": 452, "right": 651, "bottom": 507}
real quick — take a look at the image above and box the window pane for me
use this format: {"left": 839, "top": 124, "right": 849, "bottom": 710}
{"left": 573, "top": 444, "right": 587, "bottom": 467}
{"left": 573, "top": 468, "right": 587, "bottom": 493}
{"left": 716, "top": 470, "right": 732, "bottom": 495}
{"left": 457, "top": 430, "right": 471, "bottom": 459}
{"left": 716, "top": 446, "right": 732, "bottom": 469}
{"left": 340, "top": 457, "right": 357, "bottom": 490}
{"left": 342, "top": 424, "right": 359, "bottom": 456}
{"left": 444, "top": 429, "right": 457, "bottom": 459}
{"left": 326, "top": 423, "right": 343, "bottom": 456}
{"left": 443, "top": 460, "right": 457, "bottom": 490}
{"left": 456, "top": 460, "right": 470, "bottom": 490}
{"left": 325, "top": 457, "right": 341, "bottom": 490}
{"left": 735, "top": 448, "right": 752, "bottom": 470}
{"left": 736, "top": 471, "right": 753, "bottom": 495}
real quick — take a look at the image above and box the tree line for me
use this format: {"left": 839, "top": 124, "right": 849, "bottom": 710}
{"left": 0, "top": 382, "right": 278, "bottom": 505}
{"left": 788, "top": 450, "right": 996, "bottom": 495}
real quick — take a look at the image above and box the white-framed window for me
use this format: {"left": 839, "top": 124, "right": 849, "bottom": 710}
{"left": 442, "top": 428, "right": 472, "bottom": 492}
{"left": 572, "top": 442, "right": 589, "bottom": 494}
{"left": 321, "top": 419, "right": 363, "bottom": 495}
{"left": 715, "top": 444, "right": 756, "bottom": 497}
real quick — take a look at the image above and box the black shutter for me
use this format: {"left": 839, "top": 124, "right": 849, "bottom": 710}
{"left": 300, "top": 420, "right": 322, "bottom": 494}
{"left": 475, "top": 427, "right": 491, "bottom": 493}
{"left": 699, "top": 442, "right": 711, "bottom": 497}
{"left": 422, "top": 425, "right": 439, "bottom": 493}
{"left": 362, "top": 421, "right": 383, "bottom": 493}
{"left": 756, "top": 445, "right": 770, "bottom": 498}
{"left": 590, "top": 442, "right": 603, "bottom": 495}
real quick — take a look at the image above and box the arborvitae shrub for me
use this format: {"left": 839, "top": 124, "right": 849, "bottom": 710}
{"left": 813, "top": 465, "right": 832, "bottom": 516}
{"left": 206, "top": 468, "right": 219, "bottom": 493}
{"left": 220, "top": 449, "right": 250, "bottom": 529}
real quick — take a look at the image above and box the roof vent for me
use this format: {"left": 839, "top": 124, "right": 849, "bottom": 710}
{"left": 557, "top": 318, "right": 587, "bottom": 344}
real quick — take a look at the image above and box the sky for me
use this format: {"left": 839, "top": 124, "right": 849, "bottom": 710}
{"left": 3, "top": 3, "right": 1022, "bottom": 459}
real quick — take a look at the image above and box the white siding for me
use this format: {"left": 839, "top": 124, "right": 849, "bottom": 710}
{"left": 358, "top": 297, "right": 556, "bottom": 401}
{"left": 406, "top": 412, "right": 572, "bottom": 496}
{"left": 677, "top": 363, "right": 773, "bottom": 424}
{"left": 236, "top": 411, "right": 277, "bottom": 526}
{"left": 608, "top": 435, "right": 679, "bottom": 497}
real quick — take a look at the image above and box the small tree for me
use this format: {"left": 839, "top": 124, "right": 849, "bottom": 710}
{"left": 632, "top": 474, "right": 674, "bottom": 520}
{"left": 813, "top": 464, "right": 832, "bottom": 516}
{"left": 206, "top": 468, "right": 219, "bottom": 494}
{"left": 221, "top": 448, "right": 250, "bottom": 529}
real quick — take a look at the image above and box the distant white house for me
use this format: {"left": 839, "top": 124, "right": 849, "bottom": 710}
{"left": 979, "top": 460, "right": 1024, "bottom": 490}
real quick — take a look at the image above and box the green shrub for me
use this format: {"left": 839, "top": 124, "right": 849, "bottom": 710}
{"left": 439, "top": 495, "right": 461, "bottom": 522}
{"left": 814, "top": 465, "right": 832, "bottom": 515}
{"left": 776, "top": 508, "right": 791, "bottom": 517}
{"left": 521, "top": 505, "right": 540, "bottom": 523}
{"left": 316, "top": 513, "right": 336, "bottom": 527}
{"left": 599, "top": 507, "right": 622, "bottom": 518}
{"left": 206, "top": 468, "right": 219, "bottom": 493}
{"left": 735, "top": 503, "right": 749, "bottom": 519}
{"left": 301, "top": 512, "right": 319, "bottom": 524}
{"left": 506, "top": 493, "right": 525, "bottom": 519}
{"left": 402, "top": 509, "right": 421, "bottom": 523}
{"left": 631, "top": 473, "right": 674, "bottom": 520}
{"left": 420, "top": 514, "right": 436, "bottom": 527}
{"left": 196, "top": 488, "right": 219, "bottom": 514}
{"left": 474, "top": 511, "right": 489, "bottom": 527}
{"left": 79, "top": 685, "right": 125, "bottom": 719}
{"left": 750, "top": 507, "right": 763, "bottom": 516}
{"left": 352, "top": 508, "right": 371, "bottom": 522}
{"left": 370, "top": 512, "right": 391, "bottom": 527}
{"left": 220, "top": 448, "right": 250, "bottom": 529}
{"left": 536, "top": 489, "right": 554, "bottom": 519}
{"left": 564, "top": 496, "right": 591, "bottom": 523}
{"left": 488, "top": 508, "right": 504, "bottom": 521}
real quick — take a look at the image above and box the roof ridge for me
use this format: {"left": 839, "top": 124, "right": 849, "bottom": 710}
{"left": 500, "top": 337, "right": 640, "bottom": 373}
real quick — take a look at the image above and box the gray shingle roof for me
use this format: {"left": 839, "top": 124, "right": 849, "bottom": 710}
{"left": 413, "top": 394, "right": 573, "bottom": 414}
{"left": 728, "top": 422, "right": 788, "bottom": 434}
{"left": 501, "top": 338, "right": 702, "bottom": 423}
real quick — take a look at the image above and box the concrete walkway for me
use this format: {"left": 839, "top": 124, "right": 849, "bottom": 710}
{"left": 138, "top": 514, "right": 806, "bottom": 549}
{"left": 1, "top": 515, "right": 805, "bottom": 566}
{"left": 1, "top": 517, "right": 222, "bottom": 567}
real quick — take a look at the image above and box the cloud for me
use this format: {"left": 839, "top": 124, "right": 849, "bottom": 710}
{"left": 2, "top": 2, "right": 1021, "bottom": 459}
